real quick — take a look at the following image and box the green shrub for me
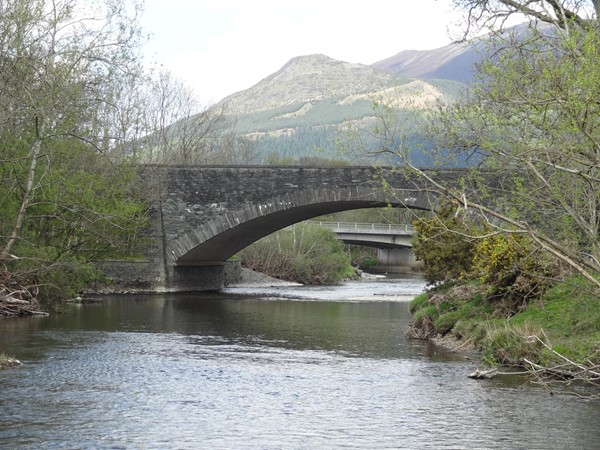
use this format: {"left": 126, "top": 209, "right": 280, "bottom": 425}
{"left": 360, "top": 258, "right": 377, "bottom": 268}
{"left": 238, "top": 223, "right": 356, "bottom": 284}
{"left": 412, "top": 203, "right": 481, "bottom": 284}
{"left": 471, "top": 233, "right": 561, "bottom": 310}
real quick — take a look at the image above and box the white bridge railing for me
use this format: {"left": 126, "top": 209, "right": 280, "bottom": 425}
{"left": 306, "top": 221, "right": 415, "bottom": 235}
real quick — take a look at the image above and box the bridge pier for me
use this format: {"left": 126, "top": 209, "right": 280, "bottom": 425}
{"left": 374, "top": 248, "right": 422, "bottom": 274}
{"left": 171, "top": 264, "right": 225, "bottom": 291}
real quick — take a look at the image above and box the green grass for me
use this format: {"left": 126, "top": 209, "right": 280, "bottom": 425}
{"left": 359, "top": 258, "right": 377, "bottom": 268}
{"left": 0, "top": 353, "right": 14, "bottom": 364}
{"left": 505, "top": 276, "right": 600, "bottom": 364}
{"left": 408, "top": 292, "right": 429, "bottom": 313}
{"left": 409, "top": 276, "right": 600, "bottom": 366}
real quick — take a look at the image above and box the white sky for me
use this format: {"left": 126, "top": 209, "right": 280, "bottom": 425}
{"left": 141, "top": 0, "right": 462, "bottom": 105}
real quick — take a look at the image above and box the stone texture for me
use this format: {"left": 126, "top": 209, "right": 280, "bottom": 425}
{"left": 99, "top": 166, "right": 467, "bottom": 291}
{"left": 159, "top": 166, "right": 449, "bottom": 267}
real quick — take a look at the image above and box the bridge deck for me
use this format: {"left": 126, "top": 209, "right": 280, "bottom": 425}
{"left": 307, "top": 221, "right": 415, "bottom": 235}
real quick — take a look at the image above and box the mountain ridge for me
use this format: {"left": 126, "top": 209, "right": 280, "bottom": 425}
{"left": 185, "top": 34, "right": 498, "bottom": 164}
{"left": 218, "top": 53, "right": 417, "bottom": 116}
{"left": 371, "top": 42, "right": 479, "bottom": 83}
{"left": 373, "top": 23, "right": 555, "bottom": 82}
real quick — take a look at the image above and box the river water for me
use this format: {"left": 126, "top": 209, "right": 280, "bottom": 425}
{"left": 1, "top": 276, "right": 599, "bottom": 449}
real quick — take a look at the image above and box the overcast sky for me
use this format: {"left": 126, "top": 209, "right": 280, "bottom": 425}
{"left": 141, "top": 0, "right": 462, "bottom": 105}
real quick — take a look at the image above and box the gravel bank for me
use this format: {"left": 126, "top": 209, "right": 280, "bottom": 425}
{"left": 229, "top": 268, "right": 303, "bottom": 287}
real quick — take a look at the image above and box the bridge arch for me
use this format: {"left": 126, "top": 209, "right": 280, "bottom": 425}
{"left": 171, "top": 185, "right": 430, "bottom": 265}
{"left": 155, "top": 165, "right": 464, "bottom": 289}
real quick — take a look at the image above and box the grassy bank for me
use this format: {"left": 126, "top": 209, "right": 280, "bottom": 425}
{"left": 409, "top": 276, "right": 600, "bottom": 371}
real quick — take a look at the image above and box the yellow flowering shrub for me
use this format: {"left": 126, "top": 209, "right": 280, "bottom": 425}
{"left": 471, "top": 233, "right": 553, "bottom": 304}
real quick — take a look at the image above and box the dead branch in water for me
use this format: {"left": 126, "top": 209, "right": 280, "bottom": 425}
{"left": 0, "top": 271, "right": 45, "bottom": 317}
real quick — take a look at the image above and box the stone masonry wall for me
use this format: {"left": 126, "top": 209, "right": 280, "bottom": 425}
{"left": 97, "top": 166, "right": 467, "bottom": 291}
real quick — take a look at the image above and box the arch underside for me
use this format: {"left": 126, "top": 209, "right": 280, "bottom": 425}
{"left": 172, "top": 188, "right": 431, "bottom": 265}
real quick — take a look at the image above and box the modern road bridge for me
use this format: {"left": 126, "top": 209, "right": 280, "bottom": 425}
{"left": 308, "top": 221, "right": 415, "bottom": 248}
{"left": 307, "top": 221, "right": 421, "bottom": 272}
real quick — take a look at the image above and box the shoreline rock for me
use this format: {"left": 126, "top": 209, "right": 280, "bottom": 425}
{"left": 0, "top": 357, "right": 22, "bottom": 369}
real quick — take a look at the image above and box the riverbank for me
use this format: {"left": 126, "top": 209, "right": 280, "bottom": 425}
{"left": 0, "top": 280, "right": 45, "bottom": 317}
{"left": 408, "top": 276, "right": 600, "bottom": 384}
{"left": 1, "top": 266, "right": 396, "bottom": 317}
{"left": 230, "top": 267, "right": 383, "bottom": 287}
{"left": 229, "top": 268, "right": 304, "bottom": 287}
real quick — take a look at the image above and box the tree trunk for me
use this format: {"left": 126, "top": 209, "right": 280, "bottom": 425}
{"left": 0, "top": 138, "right": 42, "bottom": 259}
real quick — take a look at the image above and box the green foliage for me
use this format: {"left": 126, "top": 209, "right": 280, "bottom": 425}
{"left": 471, "top": 233, "right": 558, "bottom": 306}
{"left": 359, "top": 257, "right": 377, "bottom": 268}
{"left": 412, "top": 203, "right": 560, "bottom": 308}
{"left": 238, "top": 223, "right": 356, "bottom": 284}
{"left": 34, "top": 143, "right": 145, "bottom": 257}
{"left": 409, "top": 273, "right": 600, "bottom": 367}
{"left": 0, "top": 141, "right": 148, "bottom": 302}
{"left": 434, "top": 23, "right": 600, "bottom": 280}
{"left": 412, "top": 203, "right": 480, "bottom": 284}
{"left": 0, "top": 1, "right": 151, "bottom": 305}
{"left": 20, "top": 254, "right": 99, "bottom": 305}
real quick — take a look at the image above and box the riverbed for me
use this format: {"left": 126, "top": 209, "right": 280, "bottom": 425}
{"left": 1, "top": 276, "right": 599, "bottom": 449}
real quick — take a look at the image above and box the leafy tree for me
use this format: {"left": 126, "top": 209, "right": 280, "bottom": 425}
{"left": 412, "top": 204, "right": 480, "bottom": 284}
{"left": 0, "top": 0, "right": 149, "bottom": 303}
{"left": 355, "top": 1, "right": 600, "bottom": 291}
{"left": 435, "top": 1, "right": 600, "bottom": 288}
{"left": 407, "top": 0, "right": 600, "bottom": 388}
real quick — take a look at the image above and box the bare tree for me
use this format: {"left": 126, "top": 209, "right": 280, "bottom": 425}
{"left": 451, "top": 0, "right": 599, "bottom": 39}
{"left": 0, "top": 0, "right": 145, "bottom": 260}
{"left": 139, "top": 69, "right": 235, "bottom": 165}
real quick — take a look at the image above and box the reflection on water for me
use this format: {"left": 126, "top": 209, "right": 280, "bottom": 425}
{"left": 1, "top": 278, "right": 599, "bottom": 449}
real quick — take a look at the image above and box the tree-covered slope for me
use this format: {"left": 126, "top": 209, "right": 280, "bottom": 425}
{"left": 205, "top": 54, "right": 465, "bottom": 164}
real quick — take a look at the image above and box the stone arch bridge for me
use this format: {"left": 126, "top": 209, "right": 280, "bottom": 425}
{"left": 134, "top": 166, "right": 468, "bottom": 290}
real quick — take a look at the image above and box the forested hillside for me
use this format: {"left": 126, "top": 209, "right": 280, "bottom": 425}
{"left": 204, "top": 54, "right": 466, "bottom": 166}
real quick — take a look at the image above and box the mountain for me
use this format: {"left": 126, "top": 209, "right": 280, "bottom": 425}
{"left": 373, "top": 23, "right": 555, "bottom": 83}
{"left": 371, "top": 41, "right": 480, "bottom": 83}
{"left": 212, "top": 54, "right": 464, "bottom": 164}
{"left": 221, "top": 54, "right": 412, "bottom": 115}
{"left": 168, "top": 25, "right": 553, "bottom": 166}
{"left": 158, "top": 24, "right": 556, "bottom": 166}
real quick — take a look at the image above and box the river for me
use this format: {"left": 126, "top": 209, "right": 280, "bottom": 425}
{"left": 1, "top": 276, "right": 599, "bottom": 449}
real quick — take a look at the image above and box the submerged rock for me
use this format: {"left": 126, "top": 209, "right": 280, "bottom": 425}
{"left": 0, "top": 358, "right": 22, "bottom": 369}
